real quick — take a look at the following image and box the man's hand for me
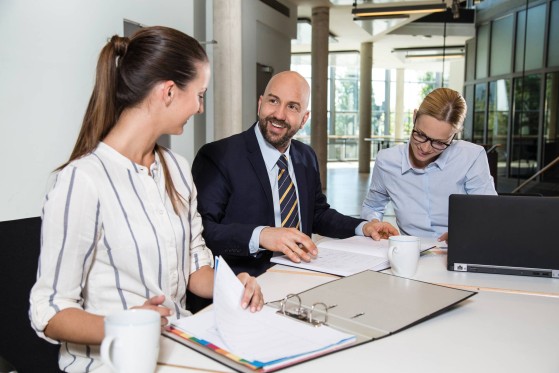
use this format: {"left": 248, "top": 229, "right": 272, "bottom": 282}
{"left": 362, "top": 220, "right": 399, "bottom": 241}
{"left": 438, "top": 232, "right": 448, "bottom": 244}
{"left": 259, "top": 227, "right": 317, "bottom": 263}
{"left": 236, "top": 273, "right": 264, "bottom": 312}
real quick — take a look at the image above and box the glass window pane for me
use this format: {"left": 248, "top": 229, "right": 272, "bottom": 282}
{"left": 488, "top": 80, "right": 510, "bottom": 178}
{"left": 511, "top": 74, "right": 541, "bottom": 178}
{"left": 490, "top": 15, "right": 513, "bottom": 76}
{"left": 463, "top": 85, "right": 475, "bottom": 140}
{"left": 476, "top": 24, "right": 490, "bottom": 79}
{"left": 548, "top": 0, "right": 559, "bottom": 67}
{"left": 291, "top": 54, "right": 312, "bottom": 141}
{"left": 543, "top": 72, "right": 559, "bottom": 182}
{"left": 525, "top": 4, "right": 546, "bottom": 70}
{"left": 515, "top": 10, "right": 526, "bottom": 72}
{"left": 474, "top": 84, "right": 487, "bottom": 143}
{"left": 465, "top": 39, "right": 476, "bottom": 82}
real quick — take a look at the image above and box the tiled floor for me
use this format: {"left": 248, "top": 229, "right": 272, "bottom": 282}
{"left": 324, "top": 161, "right": 396, "bottom": 224}
{"left": 325, "top": 162, "right": 371, "bottom": 218}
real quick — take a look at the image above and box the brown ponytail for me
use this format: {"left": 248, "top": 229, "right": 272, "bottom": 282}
{"left": 59, "top": 26, "right": 208, "bottom": 214}
{"left": 59, "top": 35, "right": 129, "bottom": 170}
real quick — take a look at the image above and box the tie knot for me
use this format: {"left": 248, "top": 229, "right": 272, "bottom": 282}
{"left": 277, "top": 154, "right": 288, "bottom": 170}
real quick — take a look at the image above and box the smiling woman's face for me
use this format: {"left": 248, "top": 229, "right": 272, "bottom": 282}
{"left": 409, "top": 114, "right": 457, "bottom": 169}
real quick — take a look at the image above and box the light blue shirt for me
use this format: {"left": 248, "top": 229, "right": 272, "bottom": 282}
{"left": 249, "top": 125, "right": 303, "bottom": 253}
{"left": 250, "top": 125, "right": 364, "bottom": 253}
{"left": 361, "top": 140, "right": 497, "bottom": 238}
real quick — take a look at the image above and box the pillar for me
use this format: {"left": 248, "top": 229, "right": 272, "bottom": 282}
{"left": 213, "top": 0, "right": 242, "bottom": 140}
{"left": 394, "top": 68, "right": 405, "bottom": 141}
{"left": 358, "top": 42, "right": 372, "bottom": 173}
{"left": 310, "top": 6, "right": 329, "bottom": 189}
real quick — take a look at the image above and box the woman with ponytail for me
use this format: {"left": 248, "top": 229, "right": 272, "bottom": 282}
{"left": 30, "top": 26, "right": 263, "bottom": 372}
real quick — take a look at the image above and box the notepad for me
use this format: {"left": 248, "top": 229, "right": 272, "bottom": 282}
{"left": 168, "top": 257, "right": 356, "bottom": 371}
{"left": 270, "top": 236, "right": 440, "bottom": 276}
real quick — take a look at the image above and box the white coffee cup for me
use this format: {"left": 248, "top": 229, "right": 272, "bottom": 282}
{"left": 100, "top": 309, "right": 161, "bottom": 373}
{"left": 388, "top": 236, "right": 420, "bottom": 278}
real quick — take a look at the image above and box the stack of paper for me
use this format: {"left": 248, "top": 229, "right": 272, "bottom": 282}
{"left": 169, "top": 257, "right": 356, "bottom": 371}
{"left": 270, "top": 236, "right": 441, "bottom": 276}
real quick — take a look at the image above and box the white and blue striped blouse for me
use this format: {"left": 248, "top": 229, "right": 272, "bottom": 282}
{"left": 30, "top": 142, "right": 213, "bottom": 372}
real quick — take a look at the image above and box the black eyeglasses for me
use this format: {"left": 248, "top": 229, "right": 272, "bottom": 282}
{"left": 411, "top": 128, "right": 455, "bottom": 151}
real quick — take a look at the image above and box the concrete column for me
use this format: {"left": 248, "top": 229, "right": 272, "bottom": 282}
{"left": 394, "top": 68, "right": 405, "bottom": 141}
{"left": 384, "top": 70, "right": 391, "bottom": 136}
{"left": 213, "top": 0, "right": 242, "bottom": 140}
{"left": 310, "top": 6, "right": 329, "bottom": 189}
{"left": 358, "top": 42, "right": 372, "bottom": 173}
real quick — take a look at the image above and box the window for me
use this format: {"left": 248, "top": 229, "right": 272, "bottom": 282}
{"left": 543, "top": 72, "right": 559, "bottom": 182}
{"left": 548, "top": 0, "right": 559, "bottom": 67}
{"left": 476, "top": 23, "right": 490, "bottom": 79}
{"left": 490, "top": 15, "right": 513, "bottom": 76}
{"left": 487, "top": 79, "right": 510, "bottom": 177}
{"left": 473, "top": 84, "right": 487, "bottom": 143}
{"left": 516, "top": 5, "right": 546, "bottom": 72}
{"left": 511, "top": 74, "right": 542, "bottom": 178}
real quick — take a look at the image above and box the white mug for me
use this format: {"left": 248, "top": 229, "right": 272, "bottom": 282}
{"left": 101, "top": 309, "right": 161, "bottom": 373}
{"left": 388, "top": 236, "right": 420, "bottom": 278}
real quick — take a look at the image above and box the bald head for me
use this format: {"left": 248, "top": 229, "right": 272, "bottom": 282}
{"left": 263, "top": 71, "right": 310, "bottom": 111}
{"left": 257, "top": 71, "right": 311, "bottom": 152}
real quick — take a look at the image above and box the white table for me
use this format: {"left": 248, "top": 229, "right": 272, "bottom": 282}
{"left": 156, "top": 252, "right": 559, "bottom": 373}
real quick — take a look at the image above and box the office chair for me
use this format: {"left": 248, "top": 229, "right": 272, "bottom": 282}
{"left": 0, "top": 217, "right": 62, "bottom": 373}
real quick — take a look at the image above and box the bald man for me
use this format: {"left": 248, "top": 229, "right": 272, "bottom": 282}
{"left": 192, "top": 71, "right": 397, "bottom": 276}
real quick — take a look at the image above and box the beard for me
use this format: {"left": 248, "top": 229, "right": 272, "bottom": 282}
{"left": 258, "top": 115, "right": 298, "bottom": 150}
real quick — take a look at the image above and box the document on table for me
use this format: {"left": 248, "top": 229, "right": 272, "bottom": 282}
{"left": 270, "top": 236, "right": 441, "bottom": 277}
{"left": 169, "top": 257, "right": 355, "bottom": 371}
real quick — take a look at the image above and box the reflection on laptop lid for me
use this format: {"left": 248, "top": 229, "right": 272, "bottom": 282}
{"left": 447, "top": 194, "right": 559, "bottom": 279}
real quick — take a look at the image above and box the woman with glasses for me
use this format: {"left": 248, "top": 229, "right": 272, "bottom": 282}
{"left": 361, "top": 87, "right": 497, "bottom": 243}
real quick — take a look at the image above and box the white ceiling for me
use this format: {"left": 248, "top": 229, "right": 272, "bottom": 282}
{"left": 288, "top": 0, "right": 475, "bottom": 70}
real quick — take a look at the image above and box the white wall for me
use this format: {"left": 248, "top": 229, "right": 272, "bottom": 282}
{"left": 241, "top": 0, "right": 297, "bottom": 130}
{"left": 0, "top": 0, "right": 195, "bottom": 221}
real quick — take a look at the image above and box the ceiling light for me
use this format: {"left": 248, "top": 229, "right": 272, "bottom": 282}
{"left": 392, "top": 45, "right": 465, "bottom": 61}
{"left": 405, "top": 53, "right": 464, "bottom": 60}
{"left": 352, "top": 1, "right": 447, "bottom": 20}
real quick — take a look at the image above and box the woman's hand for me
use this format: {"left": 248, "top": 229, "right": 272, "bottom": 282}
{"left": 438, "top": 232, "right": 448, "bottom": 244}
{"left": 362, "top": 220, "right": 399, "bottom": 240}
{"left": 131, "top": 294, "right": 173, "bottom": 328}
{"left": 236, "top": 273, "right": 264, "bottom": 312}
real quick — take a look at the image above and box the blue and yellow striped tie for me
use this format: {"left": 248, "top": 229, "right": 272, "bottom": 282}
{"left": 277, "top": 154, "right": 300, "bottom": 229}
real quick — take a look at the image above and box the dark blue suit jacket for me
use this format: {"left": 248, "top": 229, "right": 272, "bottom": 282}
{"left": 192, "top": 124, "right": 364, "bottom": 276}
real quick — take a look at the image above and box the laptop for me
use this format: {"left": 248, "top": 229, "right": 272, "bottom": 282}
{"left": 447, "top": 194, "right": 559, "bottom": 279}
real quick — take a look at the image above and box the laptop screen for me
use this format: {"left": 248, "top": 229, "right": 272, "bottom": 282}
{"left": 447, "top": 194, "right": 559, "bottom": 278}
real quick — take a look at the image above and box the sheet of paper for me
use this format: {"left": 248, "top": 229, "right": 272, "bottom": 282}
{"left": 172, "top": 256, "right": 355, "bottom": 365}
{"left": 318, "top": 236, "right": 442, "bottom": 254}
{"left": 270, "top": 247, "right": 388, "bottom": 276}
{"left": 270, "top": 236, "right": 442, "bottom": 276}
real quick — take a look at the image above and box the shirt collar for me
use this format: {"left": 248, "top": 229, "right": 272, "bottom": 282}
{"left": 254, "top": 123, "right": 291, "bottom": 172}
{"left": 97, "top": 141, "right": 160, "bottom": 175}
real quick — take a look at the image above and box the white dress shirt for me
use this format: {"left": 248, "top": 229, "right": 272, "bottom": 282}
{"left": 361, "top": 140, "right": 497, "bottom": 237}
{"left": 29, "top": 142, "right": 213, "bottom": 372}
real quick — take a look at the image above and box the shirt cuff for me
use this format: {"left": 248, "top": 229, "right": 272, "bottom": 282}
{"left": 363, "top": 212, "right": 384, "bottom": 222}
{"left": 249, "top": 226, "right": 267, "bottom": 255}
{"left": 355, "top": 221, "right": 367, "bottom": 236}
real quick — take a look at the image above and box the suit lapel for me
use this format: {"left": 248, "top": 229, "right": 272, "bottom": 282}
{"left": 243, "top": 125, "right": 275, "bottom": 215}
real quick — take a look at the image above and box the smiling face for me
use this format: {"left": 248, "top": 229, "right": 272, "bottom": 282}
{"left": 257, "top": 72, "right": 310, "bottom": 153}
{"left": 409, "top": 113, "right": 457, "bottom": 169}
{"left": 166, "top": 61, "right": 210, "bottom": 135}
